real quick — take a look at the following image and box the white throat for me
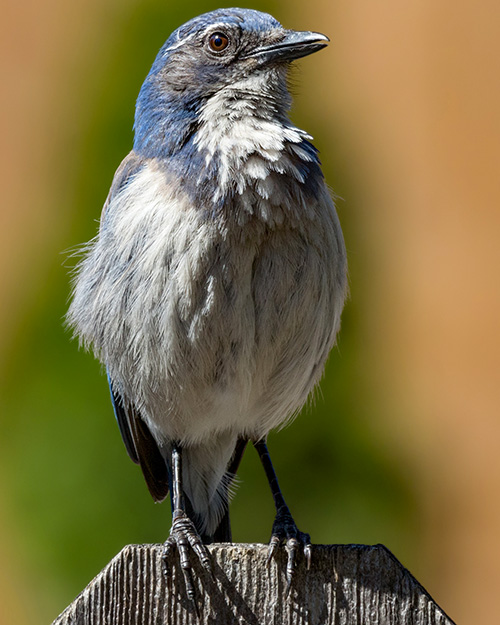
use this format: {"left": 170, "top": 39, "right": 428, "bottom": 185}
{"left": 194, "top": 75, "right": 315, "bottom": 208}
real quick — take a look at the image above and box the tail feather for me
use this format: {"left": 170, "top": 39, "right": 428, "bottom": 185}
{"left": 210, "top": 508, "right": 232, "bottom": 542}
{"left": 182, "top": 493, "right": 232, "bottom": 543}
{"left": 179, "top": 438, "right": 248, "bottom": 543}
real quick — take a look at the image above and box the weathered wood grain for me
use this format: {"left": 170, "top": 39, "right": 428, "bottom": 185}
{"left": 52, "top": 543, "right": 455, "bottom": 625}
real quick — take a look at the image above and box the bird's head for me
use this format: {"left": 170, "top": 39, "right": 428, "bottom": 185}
{"left": 134, "top": 8, "right": 328, "bottom": 158}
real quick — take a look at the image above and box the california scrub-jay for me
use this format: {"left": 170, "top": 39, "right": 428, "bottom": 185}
{"left": 68, "top": 7, "right": 347, "bottom": 603}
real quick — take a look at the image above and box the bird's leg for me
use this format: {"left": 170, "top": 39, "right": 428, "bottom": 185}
{"left": 254, "top": 439, "right": 312, "bottom": 592}
{"left": 162, "top": 444, "right": 211, "bottom": 610}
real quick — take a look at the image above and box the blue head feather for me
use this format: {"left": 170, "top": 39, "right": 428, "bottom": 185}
{"left": 133, "top": 8, "right": 324, "bottom": 209}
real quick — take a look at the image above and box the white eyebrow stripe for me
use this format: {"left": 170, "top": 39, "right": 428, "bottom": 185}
{"left": 162, "top": 31, "right": 196, "bottom": 54}
{"left": 206, "top": 23, "right": 231, "bottom": 32}
{"left": 162, "top": 21, "right": 237, "bottom": 56}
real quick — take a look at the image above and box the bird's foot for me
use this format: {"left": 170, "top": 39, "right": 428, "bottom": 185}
{"left": 162, "top": 509, "right": 211, "bottom": 613}
{"left": 267, "top": 507, "right": 312, "bottom": 594}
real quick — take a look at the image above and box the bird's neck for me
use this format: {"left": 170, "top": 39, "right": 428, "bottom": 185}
{"left": 134, "top": 78, "right": 323, "bottom": 223}
{"left": 133, "top": 82, "right": 201, "bottom": 159}
{"left": 186, "top": 84, "right": 322, "bottom": 220}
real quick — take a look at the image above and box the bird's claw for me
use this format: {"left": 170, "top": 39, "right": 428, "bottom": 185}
{"left": 267, "top": 509, "right": 312, "bottom": 593}
{"left": 162, "top": 509, "right": 211, "bottom": 612}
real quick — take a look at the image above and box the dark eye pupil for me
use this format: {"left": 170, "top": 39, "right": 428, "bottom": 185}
{"left": 209, "top": 33, "right": 228, "bottom": 51}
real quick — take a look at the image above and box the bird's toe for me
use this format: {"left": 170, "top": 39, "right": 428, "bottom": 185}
{"left": 161, "top": 510, "right": 211, "bottom": 609}
{"left": 268, "top": 508, "right": 312, "bottom": 591}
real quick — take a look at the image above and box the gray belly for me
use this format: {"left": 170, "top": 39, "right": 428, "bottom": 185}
{"left": 69, "top": 174, "right": 346, "bottom": 446}
{"left": 127, "top": 223, "right": 342, "bottom": 444}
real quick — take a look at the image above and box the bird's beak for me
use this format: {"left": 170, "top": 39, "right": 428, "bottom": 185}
{"left": 247, "top": 30, "right": 329, "bottom": 64}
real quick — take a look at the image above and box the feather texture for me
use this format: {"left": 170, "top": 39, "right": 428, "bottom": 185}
{"left": 67, "top": 8, "right": 347, "bottom": 538}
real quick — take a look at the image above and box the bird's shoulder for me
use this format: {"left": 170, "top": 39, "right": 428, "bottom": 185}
{"left": 101, "top": 150, "right": 148, "bottom": 220}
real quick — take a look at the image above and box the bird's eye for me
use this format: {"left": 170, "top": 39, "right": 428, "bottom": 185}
{"left": 208, "top": 32, "right": 229, "bottom": 52}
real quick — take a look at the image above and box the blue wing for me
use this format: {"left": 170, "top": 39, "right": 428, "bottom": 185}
{"left": 107, "top": 373, "right": 170, "bottom": 502}
{"left": 99, "top": 151, "right": 170, "bottom": 502}
{"left": 107, "top": 372, "right": 140, "bottom": 464}
{"left": 101, "top": 150, "right": 173, "bottom": 501}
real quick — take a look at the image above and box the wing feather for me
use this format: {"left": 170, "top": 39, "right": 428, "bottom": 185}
{"left": 108, "top": 375, "right": 170, "bottom": 502}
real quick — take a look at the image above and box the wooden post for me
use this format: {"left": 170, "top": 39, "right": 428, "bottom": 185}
{"left": 52, "top": 543, "right": 455, "bottom": 624}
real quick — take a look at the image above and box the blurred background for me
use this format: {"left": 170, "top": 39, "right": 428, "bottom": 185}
{"left": 1, "top": 0, "right": 499, "bottom": 622}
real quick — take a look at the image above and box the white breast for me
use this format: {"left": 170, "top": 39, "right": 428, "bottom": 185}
{"left": 194, "top": 80, "right": 314, "bottom": 206}
{"left": 74, "top": 160, "right": 344, "bottom": 448}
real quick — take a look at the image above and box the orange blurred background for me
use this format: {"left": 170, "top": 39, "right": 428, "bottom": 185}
{"left": 1, "top": 1, "right": 499, "bottom": 623}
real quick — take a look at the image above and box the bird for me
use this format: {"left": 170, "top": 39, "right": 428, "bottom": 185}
{"left": 67, "top": 6, "right": 347, "bottom": 605}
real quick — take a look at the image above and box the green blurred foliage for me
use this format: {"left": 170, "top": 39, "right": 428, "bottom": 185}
{"left": 0, "top": 1, "right": 419, "bottom": 621}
